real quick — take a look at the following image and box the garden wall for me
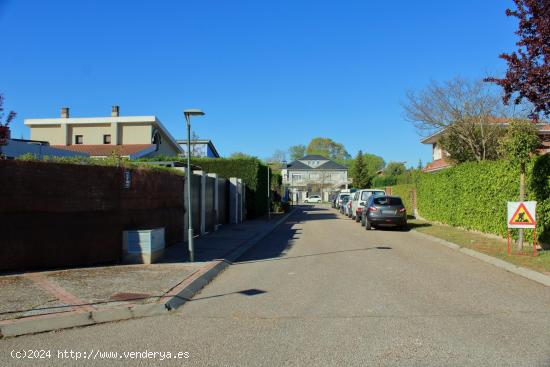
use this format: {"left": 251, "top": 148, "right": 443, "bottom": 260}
{"left": 0, "top": 160, "right": 185, "bottom": 272}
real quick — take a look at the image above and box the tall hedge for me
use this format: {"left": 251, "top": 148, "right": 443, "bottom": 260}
{"left": 415, "top": 155, "right": 550, "bottom": 244}
{"left": 391, "top": 183, "right": 415, "bottom": 214}
{"left": 191, "top": 157, "right": 269, "bottom": 219}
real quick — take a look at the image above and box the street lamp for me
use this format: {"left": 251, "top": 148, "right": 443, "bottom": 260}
{"left": 184, "top": 109, "right": 205, "bottom": 262}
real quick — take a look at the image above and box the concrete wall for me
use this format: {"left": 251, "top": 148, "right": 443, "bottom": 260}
{"left": 69, "top": 124, "right": 113, "bottom": 145}
{"left": 0, "top": 160, "right": 185, "bottom": 272}
{"left": 30, "top": 125, "right": 65, "bottom": 145}
{"left": 120, "top": 123, "right": 152, "bottom": 144}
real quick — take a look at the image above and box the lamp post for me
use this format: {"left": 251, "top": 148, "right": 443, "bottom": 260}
{"left": 267, "top": 165, "right": 271, "bottom": 220}
{"left": 184, "top": 109, "right": 205, "bottom": 262}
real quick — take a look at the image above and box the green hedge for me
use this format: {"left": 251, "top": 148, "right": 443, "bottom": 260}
{"left": 415, "top": 155, "right": 550, "bottom": 244}
{"left": 391, "top": 184, "right": 415, "bottom": 214}
{"left": 190, "top": 157, "right": 269, "bottom": 219}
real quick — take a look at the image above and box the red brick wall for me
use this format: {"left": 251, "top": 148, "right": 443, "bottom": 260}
{"left": 0, "top": 160, "right": 184, "bottom": 272}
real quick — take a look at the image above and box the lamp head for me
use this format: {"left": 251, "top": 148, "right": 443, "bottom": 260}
{"left": 184, "top": 109, "right": 205, "bottom": 117}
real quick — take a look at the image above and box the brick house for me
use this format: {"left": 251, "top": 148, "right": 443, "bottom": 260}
{"left": 421, "top": 121, "right": 550, "bottom": 173}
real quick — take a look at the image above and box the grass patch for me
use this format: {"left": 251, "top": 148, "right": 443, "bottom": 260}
{"left": 409, "top": 219, "right": 550, "bottom": 274}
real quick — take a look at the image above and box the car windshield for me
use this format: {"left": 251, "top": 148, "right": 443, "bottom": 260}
{"left": 373, "top": 197, "right": 403, "bottom": 206}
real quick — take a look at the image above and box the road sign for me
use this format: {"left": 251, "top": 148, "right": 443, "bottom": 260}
{"left": 507, "top": 201, "right": 536, "bottom": 229}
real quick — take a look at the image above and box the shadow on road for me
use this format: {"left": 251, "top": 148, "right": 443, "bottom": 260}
{"left": 235, "top": 206, "right": 392, "bottom": 263}
{"left": 236, "top": 246, "right": 392, "bottom": 265}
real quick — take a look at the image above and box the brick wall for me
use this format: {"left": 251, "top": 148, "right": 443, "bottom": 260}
{"left": 0, "top": 160, "right": 184, "bottom": 272}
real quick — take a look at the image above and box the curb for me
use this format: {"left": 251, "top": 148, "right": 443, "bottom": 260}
{"left": 0, "top": 209, "right": 296, "bottom": 339}
{"left": 411, "top": 230, "right": 550, "bottom": 287}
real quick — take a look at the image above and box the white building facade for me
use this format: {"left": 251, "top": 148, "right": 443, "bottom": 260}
{"left": 282, "top": 155, "right": 349, "bottom": 202}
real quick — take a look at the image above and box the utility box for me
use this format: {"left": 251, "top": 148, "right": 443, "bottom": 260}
{"left": 122, "top": 228, "right": 165, "bottom": 264}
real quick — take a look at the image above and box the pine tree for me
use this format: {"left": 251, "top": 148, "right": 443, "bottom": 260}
{"left": 352, "top": 151, "right": 370, "bottom": 188}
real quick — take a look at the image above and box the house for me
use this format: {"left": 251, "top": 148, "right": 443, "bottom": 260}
{"left": 421, "top": 121, "right": 550, "bottom": 173}
{"left": 177, "top": 139, "right": 221, "bottom": 158}
{"left": 24, "top": 106, "right": 183, "bottom": 159}
{"left": 282, "top": 154, "right": 349, "bottom": 202}
{"left": 1, "top": 138, "right": 89, "bottom": 159}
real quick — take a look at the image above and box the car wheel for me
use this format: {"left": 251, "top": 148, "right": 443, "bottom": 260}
{"left": 365, "top": 220, "right": 372, "bottom": 230}
{"left": 355, "top": 214, "right": 360, "bottom": 222}
{"left": 361, "top": 217, "right": 365, "bottom": 226}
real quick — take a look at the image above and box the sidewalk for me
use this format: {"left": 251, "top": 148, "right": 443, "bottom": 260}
{"left": 0, "top": 211, "right": 293, "bottom": 337}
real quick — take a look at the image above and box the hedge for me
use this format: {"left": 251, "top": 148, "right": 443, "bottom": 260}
{"left": 190, "top": 157, "right": 269, "bottom": 219}
{"left": 390, "top": 184, "right": 415, "bottom": 214}
{"left": 414, "top": 155, "right": 550, "bottom": 244}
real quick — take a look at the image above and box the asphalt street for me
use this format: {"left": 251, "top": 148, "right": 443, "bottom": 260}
{"left": 1, "top": 205, "right": 549, "bottom": 366}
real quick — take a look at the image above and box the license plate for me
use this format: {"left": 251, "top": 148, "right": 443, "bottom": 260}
{"left": 381, "top": 210, "right": 395, "bottom": 215}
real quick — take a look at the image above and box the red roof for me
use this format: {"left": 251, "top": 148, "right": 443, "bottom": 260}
{"left": 423, "top": 158, "right": 452, "bottom": 173}
{"left": 52, "top": 144, "right": 155, "bottom": 157}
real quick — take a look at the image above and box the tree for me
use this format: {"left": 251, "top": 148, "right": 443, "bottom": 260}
{"left": 0, "top": 94, "right": 16, "bottom": 158}
{"left": 485, "top": 0, "right": 550, "bottom": 120}
{"left": 351, "top": 151, "right": 370, "bottom": 188}
{"left": 403, "top": 77, "right": 522, "bottom": 162}
{"left": 499, "top": 119, "right": 541, "bottom": 250}
{"left": 306, "top": 137, "right": 351, "bottom": 161}
{"left": 440, "top": 122, "right": 505, "bottom": 163}
{"left": 267, "top": 149, "right": 287, "bottom": 164}
{"left": 362, "top": 153, "right": 385, "bottom": 178}
{"left": 384, "top": 162, "right": 406, "bottom": 177}
{"left": 288, "top": 144, "right": 306, "bottom": 161}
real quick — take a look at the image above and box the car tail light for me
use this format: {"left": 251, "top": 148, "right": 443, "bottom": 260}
{"left": 368, "top": 206, "right": 378, "bottom": 212}
{"left": 398, "top": 208, "right": 406, "bottom": 213}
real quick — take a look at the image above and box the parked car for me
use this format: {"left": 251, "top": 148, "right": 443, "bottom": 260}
{"left": 350, "top": 189, "right": 386, "bottom": 222}
{"left": 304, "top": 195, "right": 322, "bottom": 203}
{"left": 361, "top": 195, "right": 407, "bottom": 230}
{"left": 339, "top": 196, "right": 350, "bottom": 214}
{"left": 335, "top": 193, "right": 350, "bottom": 209}
{"left": 347, "top": 197, "right": 355, "bottom": 218}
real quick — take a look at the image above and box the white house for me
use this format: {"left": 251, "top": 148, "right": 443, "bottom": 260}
{"left": 282, "top": 154, "right": 349, "bottom": 202}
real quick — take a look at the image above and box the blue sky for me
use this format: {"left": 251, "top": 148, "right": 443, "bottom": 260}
{"left": 0, "top": 0, "right": 518, "bottom": 166}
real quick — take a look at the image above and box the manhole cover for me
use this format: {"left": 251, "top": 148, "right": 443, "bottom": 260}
{"left": 110, "top": 292, "right": 151, "bottom": 302}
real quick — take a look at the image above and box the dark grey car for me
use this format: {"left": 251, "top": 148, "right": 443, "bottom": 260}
{"left": 361, "top": 195, "right": 407, "bottom": 230}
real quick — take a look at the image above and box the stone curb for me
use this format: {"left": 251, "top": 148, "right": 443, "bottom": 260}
{"left": 0, "top": 209, "right": 296, "bottom": 339}
{"left": 411, "top": 230, "right": 550, "bottom": 287}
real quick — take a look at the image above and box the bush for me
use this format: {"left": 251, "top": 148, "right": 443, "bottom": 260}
{"left": 190, "top": 157, "right": 269, "bottom": 219}
{"left": 371, "top": 175, "right": 397, "bottom": 187}
{"left": 414, "top": 156, "right": 550, "bottom": 244}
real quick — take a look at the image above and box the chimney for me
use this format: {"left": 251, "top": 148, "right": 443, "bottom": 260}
{"left": 111, "top": 105, "right": 120, "bottom": 117}
{"left": 61, "top": 107, "right": 70, "bottom": 118}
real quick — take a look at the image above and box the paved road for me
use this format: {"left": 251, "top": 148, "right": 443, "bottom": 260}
{"left": 2, "top": 206, "right": 549, "bottom": 366}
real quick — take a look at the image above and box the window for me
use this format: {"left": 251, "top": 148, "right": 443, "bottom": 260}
{"left": 75, "top": 135, "right": 83, "bottom": 144}
{"left": 373, "top": 196, "right": 403, "bottom": 206}
{"left": 292, "top": 174, "right": 302, "bottom": 181}
{"left": 103, "top": 134, "right": 111, "bottom": 144}
{"left": 361, "top": 191, "right": 385, "bottom": 201}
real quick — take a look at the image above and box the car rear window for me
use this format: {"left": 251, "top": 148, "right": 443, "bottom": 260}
{"left": 373, "top": 197, "right": 403, "bottom": 206}
{"left": 361, "top": 191, "right": 385, "bottom": 200}
{"left": 341, "top": 195, "right": 349, "bottom": 199}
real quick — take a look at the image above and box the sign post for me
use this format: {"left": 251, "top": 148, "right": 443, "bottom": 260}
{"left": 506, "top": 201, "right": 537, "bottom": 256}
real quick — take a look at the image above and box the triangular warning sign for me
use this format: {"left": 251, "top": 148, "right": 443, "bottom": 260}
{"left": 509, "top": 203, "right": 536, "bottom": 225}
